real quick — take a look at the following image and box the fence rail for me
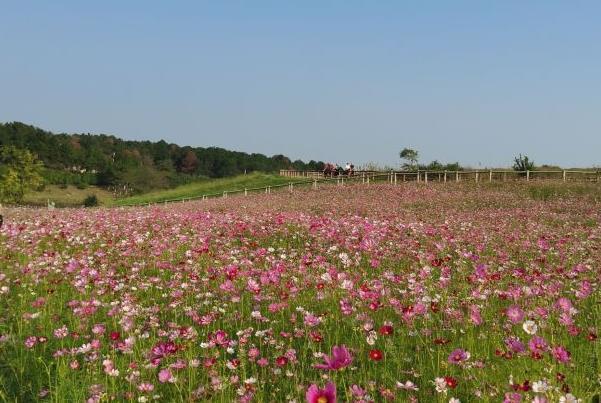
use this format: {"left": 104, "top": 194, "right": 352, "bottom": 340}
{"left": 280, "top": 169, "right": 601, "bottom": 184}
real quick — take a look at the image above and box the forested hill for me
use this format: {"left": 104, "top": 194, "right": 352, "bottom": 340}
{"left": 0, "top": 122, "right": 324, "bottom": 191}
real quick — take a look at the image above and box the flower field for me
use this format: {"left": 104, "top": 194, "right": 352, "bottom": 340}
{"left": 1, "top": 183, "right": 600, "bottom": 402}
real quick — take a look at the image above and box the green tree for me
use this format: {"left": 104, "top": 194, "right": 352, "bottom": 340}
{"left": 513, "top": 154, "right": 535, "bottom": 172}
{"left": 0, "top": 146, "right": 44, "bottom": 203}
{"left": 399, "top": 148, "right": 419, "bottom": 170}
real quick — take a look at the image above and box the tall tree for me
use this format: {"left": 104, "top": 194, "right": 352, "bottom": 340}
{"left": 399, "top": 148, "right": 419, "bottom": 170}
{"left": 0, "top": 146, "right": 44, "bottom": 203}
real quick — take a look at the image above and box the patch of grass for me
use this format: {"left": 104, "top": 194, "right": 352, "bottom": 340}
{"left": 526, "top": 183, "right": 601, "bottom": 201}
{"left": 23, "top": 185, "right": 114, "bottom": 207}
{"left": 114, "top": 172, "right": 302, "bottom": 206}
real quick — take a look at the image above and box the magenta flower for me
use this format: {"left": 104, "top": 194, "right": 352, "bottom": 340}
{"left": 504, "top": 392, "right": 522, "bottom": 403}
{"left": 448, "top": 348, "right": 470, "bottom": 364}
{"left": 306, "top": 382, "right": 336, "bottom": 403}
{"left": 315, "top": 345, "right": 353, "bottom": 370}
{"left": 505, "top": 337, "right": 526, "bottom": 353}
{"left": 552, "top": 345, "right": 571, "bottom": 363}
{"left": 528, "top": 336, "right": 548, "bottom": 353}
{"left": 506, "top": 305, "right": 525, "bottom": 324}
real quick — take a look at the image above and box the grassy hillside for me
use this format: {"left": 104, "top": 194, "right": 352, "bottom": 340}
{"left": 114, "top": 172, "right": 301, "bottom": 206}
{"left": 23, "top": 185, "right": 114, "bottom": 207}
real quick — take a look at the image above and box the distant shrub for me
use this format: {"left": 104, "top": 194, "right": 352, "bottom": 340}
{"left": 83, "top": 194, "right": 99, "bottom": 207}
{"left": 76, "top": 181, "right": 88, "bottom": 190}
{"left": 513, "top": 154, "right": 535, "bottom": 173}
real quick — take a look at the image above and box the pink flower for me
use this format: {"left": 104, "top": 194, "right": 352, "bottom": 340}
{"left": 469, "top": 305, "right": 483, "bottom": 325}
{"left": 505, "top": 337, "right": 525, "bottom": 353}
{"left": 528, "top": 336, "right": 548, "bottom": 353}
{"left": 306, "top": 382, "right": 336, "bottom": 403}
{"left": 448, "top": 348, "right": 470, "bottom": 364}
{"left": 138, "top": 383, "right": 154, "bottom": 392}
{"left": 158, "top": 368, "right": 173, "bottom": 383}
{"left": 504, "top": 392, "right": 522, "bottom": 402}
{"left": 506, "top": 305, "right": 525, "bottom": 324}
{"left": 555, "top": 297, "right": 573, "bottom": 313}
{"left": 315, "top": 345, "right": 353, "bottom": 370}
{"left": 552, "top": 346, "right": 571, "bottom": 363}
{"left": 24, "top": 336, "right": 37, "bottom": 349}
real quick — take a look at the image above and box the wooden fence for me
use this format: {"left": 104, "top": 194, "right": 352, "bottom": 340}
{"left": 280, "top": 169, "right": 601, "bottom": 184}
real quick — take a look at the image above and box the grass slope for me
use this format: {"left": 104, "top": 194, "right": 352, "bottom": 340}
{"left": 23, "top": 185, "right": 114, "bottom": 207}
{"left": 114, "top": 172, "right": 301, "bottom": 206}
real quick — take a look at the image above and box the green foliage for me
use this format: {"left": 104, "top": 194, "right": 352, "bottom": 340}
{"left": 0, "top": 122, "right": 323, "bottom": 192}
{"left": 399, "top": 147, "right": 419, "bottom": 169}
{"left": 0, "top": 145, "right": 44, "bottom": 203}
{"left": 513, "top": 153, "right": 535, "bottom": 172}
{"left": 83, "top": 194, "right": 99, "bottom": 207}
{"left": 418, "top": 160, "right": 463, "bottom": 171}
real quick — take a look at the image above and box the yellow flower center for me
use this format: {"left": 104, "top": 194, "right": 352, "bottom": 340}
{"left": 317, "top": 397, "right": 329, "bottom": 403}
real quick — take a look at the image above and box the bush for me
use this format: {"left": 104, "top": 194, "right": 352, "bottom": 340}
{"left": 83, "top": 195, "right": 99, "bottom": 207}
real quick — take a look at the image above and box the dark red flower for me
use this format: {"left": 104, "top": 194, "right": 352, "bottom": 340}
{"left": 444, "top": 376, "right": 458, "bottom": 389}
{"left": 587, "top": 332, "right": 598, "bottom": 341}
{"left": 109, "top": 332, "right": 120, "bottom": 341}
{"left": 369, "top": 349, "right": 383, "bottom": 361}
{"left": 379, "top": 325, "right": 393, "bottom": 336}
{"left": 276, "top": 356, "right": 289, "bottom": 366}
{"left": 310, "top": 331, "right": 323, "bottom": 343}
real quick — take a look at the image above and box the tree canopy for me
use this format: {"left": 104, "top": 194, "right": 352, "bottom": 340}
{"left": 0, "top": 122, "right": 325, "bottom": 193}
{"left": 0, "top": 145, "right": 44, "bottom": 203}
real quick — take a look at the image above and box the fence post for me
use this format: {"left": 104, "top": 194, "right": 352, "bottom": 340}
{"left": 444, "top": 170, "right": 447, "bottom": 183}
{"left": 394, "top": 173, "right": 397, "bottom": 185}
{"left": 425, "top": 171, "right": 428, "bottom": 183}
{"left": 362, "top": 172, "right": 365, "bottom": 184}
{"left": 417, "top": 170, "right": 420, "bottom": 183}
{"left": 244, "top": 188, "right": 248, "bottom": 196}
{"left": 456, "top": 171, "right": 459, "bottom": 182}
{"left": 562, "top": 170, "right": 566, "bottom": 182}
{"left": 526, "top": 171, "right": 530, "bottom": 182}
{"left": 475, "top": 172, "right": 479, "bottom": 183}
{"left": 503, "top": 172, "right": 507, "bottom": 182}
{"left": 403, "top": 174, "right": 406, "bottom": 182}
{"left": 489, "top": 170, "right": 492, "bottom": 182}
{"left": 367, "top": 175, "right": 370, "bottom": 185}
{"left": 313, "top": 179, "right": 317, "bottom": 189}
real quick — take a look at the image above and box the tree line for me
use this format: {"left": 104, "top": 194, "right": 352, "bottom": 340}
{"left": 0, "top": 122, "right": 325, "bottom": 193}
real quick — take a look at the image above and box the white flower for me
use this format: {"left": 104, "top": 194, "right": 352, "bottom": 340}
{"left": 449, "top": 398, "right": 461, "bottom": 403}
{"left": 532, "top": 379, "right": 549, "bottom": 393}
{"left": 523, "top": 320, "right": 538, "bottom": 335}
{"left": 396, "top": 380, "right": 419, "bottom": 391}
{"left": 366, "top": 331, "right": 377, "bottom": 346}
{"left": 559, "top": 394, "right": 581, "bottom": 403}
{"left": 434, "top": 377, "right": 447, "bottom": 394}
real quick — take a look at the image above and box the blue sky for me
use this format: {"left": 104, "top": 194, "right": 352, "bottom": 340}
{"left": 1, "top": 1, "right": 600, "bottom": 168}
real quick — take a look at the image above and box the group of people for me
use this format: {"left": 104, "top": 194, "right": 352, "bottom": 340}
{"left": 323, "top": 162, "right": 355, "bottom": 177}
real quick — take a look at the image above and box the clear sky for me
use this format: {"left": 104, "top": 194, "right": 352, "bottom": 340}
{"left": 1, "top": 1, "right": 600, "bottom": 168}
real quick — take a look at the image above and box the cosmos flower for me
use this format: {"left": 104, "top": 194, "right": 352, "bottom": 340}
{"left": 506, "top": 306, "right": 525, "bottom": 324}
{"left": 522, "top": 320, "right": 538, "bottom": 335}
{"left": 306, "top": 382, "right": 336, "bottom": 403}
{"left": 314, "top": 345, "right": 353, "bottom": 370}
{"left": 448, "top": 348, "right": 470, "bottom": 364}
